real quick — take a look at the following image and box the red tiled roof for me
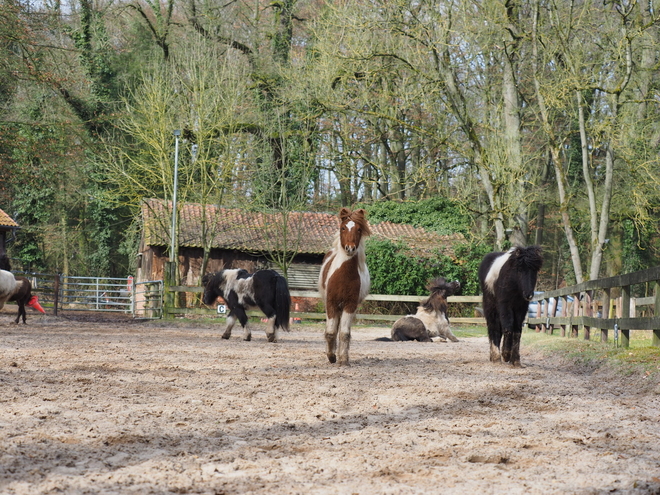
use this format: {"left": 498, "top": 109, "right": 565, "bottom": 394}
{"left": 142, "top": 198, "right": 463, "bottom": 257}
{"left": 0, "top": 208, "right": 19, "bottom": 229}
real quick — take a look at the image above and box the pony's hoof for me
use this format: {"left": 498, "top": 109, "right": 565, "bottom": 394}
{"left": 267, "top": 334, "right": 276, "bottom": 343}
{"left": 338, "top": 361, "right": 350, "bottom": 367}
{"left": 327, "top": 354, "right": 336, "bottom": 364}
{"left": 512, "top": 361, "right": 525, "bottom": 368}
{"left": 244, "top": 335, "right": 252, "bottom": 342}
{"left": 221, "top": 334, "right": 231, "bottom": 340}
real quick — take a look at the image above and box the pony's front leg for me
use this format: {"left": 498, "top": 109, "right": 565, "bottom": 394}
{"left": 437, "top": 318, "right": 459, "bottom": 342}
{"left": 222, "top": 314, "right": 237, "bottom": 339}
{"left": 510, "top": 330, "right": 523, "bottom": 368}
{"left": 337, "top": 311, "right": 355, "bottom": 366}
{"left": 233, "top": 307, "right": 251, "bottom": 341}
{"left": 325, "top": 316, "right": 339, "bottom": 363}
{"left": 487, "top": 321, "right": 502, "bottom": 363}
{"left": 16, "top": 304, "right": 26, "bottom": 324}
{"left": 265, "top": 315, "right": 277, "bottom": 343}
{"left": 501, "top": 330, "right": 513, "bottom": 363}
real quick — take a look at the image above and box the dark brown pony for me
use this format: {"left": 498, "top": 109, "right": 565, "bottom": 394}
{"left": 318, "top": 208, "right": 371, "bottom": 365}
{"left": 0, "top": 255, "right": 45, "bottom": 324}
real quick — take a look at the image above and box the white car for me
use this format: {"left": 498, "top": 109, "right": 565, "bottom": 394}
{"left": 527, "top": 292, "right": 574, "bottom": 328}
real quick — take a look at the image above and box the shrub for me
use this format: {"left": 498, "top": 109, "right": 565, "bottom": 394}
{"left": 358, "top": 197, "right": 471, "bottom": 236}
{"left": 366, "top": 238, "right": 488, "bottom": 296}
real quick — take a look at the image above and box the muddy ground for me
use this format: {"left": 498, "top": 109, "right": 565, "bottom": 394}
{"left": 1, "top": 311, "right": 660, "bottom": 495}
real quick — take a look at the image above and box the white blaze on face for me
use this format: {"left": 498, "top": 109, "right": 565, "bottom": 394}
{"left": 484, "top": 248, "right": 515, "bottom": 294}
{"left": 345, "top": 220, "right": 355, "bottom": 231}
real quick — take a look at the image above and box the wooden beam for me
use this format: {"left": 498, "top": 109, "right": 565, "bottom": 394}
{"left": 621, "top": 285, "right": 631, "bottom": 348}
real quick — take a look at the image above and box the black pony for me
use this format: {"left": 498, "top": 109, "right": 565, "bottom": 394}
{"left": 478, "top": 246, "right": 543, "bottom": 367}
{"left": 202, "top": 268, "right": 291, "bottom": 342}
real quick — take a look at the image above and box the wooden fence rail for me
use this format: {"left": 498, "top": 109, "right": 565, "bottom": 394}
{"left": 164, "top": 286, "right": 485, "bottom": 324}
{"left": 527, "top": 266, "right": 660, "bottom": 348}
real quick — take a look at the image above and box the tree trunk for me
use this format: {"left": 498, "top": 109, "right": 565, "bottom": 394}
{"left": 531, "top": 1, "right": 584, "bottom": 283}
{"left": 502, "top": 0, "right": 526, "bottom": 245}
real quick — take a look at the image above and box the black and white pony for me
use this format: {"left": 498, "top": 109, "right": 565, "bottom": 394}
{"left": 478, "top": 245, "right": 543, "bottom": 367}
{"left": 202, "top": 269, "right": 291, "bottom": 342}
{"left": 379, "top": 278, "right": 461, "bottom": 342}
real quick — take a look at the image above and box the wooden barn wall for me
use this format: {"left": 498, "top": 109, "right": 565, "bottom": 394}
{"left": 138, "top": 245, "right": 323, "bottom": 290}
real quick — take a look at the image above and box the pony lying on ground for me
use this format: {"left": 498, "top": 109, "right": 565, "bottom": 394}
{"left": 202, "top": 268, "right": 290, "bottom": 342}
{"left": 377, "top": 278, "right": 461, "bottom": 342}
{"left": 318, "top": 207, "right": 371, "bottom": 366}
{"left": 478, "top": 245, "right": 543, "bottom": 367}
{"left": 0, "top": 255, "right": 45, "bottom": 324}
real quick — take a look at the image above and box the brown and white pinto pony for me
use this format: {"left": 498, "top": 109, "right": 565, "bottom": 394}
{"left": 386, "top": 278, "right": 461, "bottom": 342}
{"left": 318, "top": 208, "right": 371, "bottom": 365}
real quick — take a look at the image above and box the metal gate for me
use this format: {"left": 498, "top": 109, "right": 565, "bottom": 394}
{"left": 59, "top": 276, "right": 134, "bottom": 313}
{"left": 12, "top": 273, "right": 164, "bottom": 319}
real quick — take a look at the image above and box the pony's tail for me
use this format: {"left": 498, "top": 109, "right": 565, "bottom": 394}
{"left": 274, "top": 274, "right": 291, "bottom": 332}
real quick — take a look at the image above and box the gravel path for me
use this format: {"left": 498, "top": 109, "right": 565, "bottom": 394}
{"left": 1, "top": 313, "right": 659, "bottom": 494}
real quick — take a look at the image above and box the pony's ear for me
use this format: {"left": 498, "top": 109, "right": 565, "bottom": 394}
{"left": 201, "top": 273, "right": 211, "bottom": 286}
{"left": 352, "top": 208, "right": 371, "bottom": 235}
{"left": 339, "top": 207, "right": 352, "bottom": 221}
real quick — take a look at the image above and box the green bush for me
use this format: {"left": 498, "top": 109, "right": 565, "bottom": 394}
{"left": 358, "top": 197, "right": 471, "bottom": 235}
{"left": 366, "top": 238, "right": 489, "bottom": 296}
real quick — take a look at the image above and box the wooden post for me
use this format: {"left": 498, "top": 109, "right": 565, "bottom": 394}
{"left": 535, "top": 296, "right": 542, "bottom": 332}
{"left": 653, "top": 282, "right": 660, "bottom": 347}
{"left": 53, "top": 273, "right": 60, "bottom": 316}
{"left": 571, "top": 292, "right": 580, "bottom": 338}
{"left": 583, "top": 290, "right": 592, "bottom": 340}
{"left": 163, "top": 261, "right": 176, "bottom": 319}
{"left": 621, "top": 285, "right": 631, "bottom": 348}
{"left": 541, "top": 297, "right": 548, "bottom": 333}
{"left": 600, "top": 288, "right": 610, "bottom": 343}
{"left": 560, "top": 295, "right": 567, "bottom": 337}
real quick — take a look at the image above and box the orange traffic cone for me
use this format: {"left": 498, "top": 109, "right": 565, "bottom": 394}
{"left": 28, "top": 295, "right": 46, "bottom": 314}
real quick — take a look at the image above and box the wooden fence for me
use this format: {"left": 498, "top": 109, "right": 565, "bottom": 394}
{"left": 528, "top": 266, "right": 660, "bottom": 348}
{"left": 12, "top": 263, "right": 659, "bottom": 350}
{"left": 163, "top": 285, "right": 485, "bottom": 324}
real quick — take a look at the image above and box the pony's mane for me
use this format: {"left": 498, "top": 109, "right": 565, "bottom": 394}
{"left": 512, "top": 245, "right": 543, "bottom": 272}
{"left": 339, "top": 207, "right": 371, "bottom": 236}
{"left": 421, "top": 277, "right": 460, "bottom": 314}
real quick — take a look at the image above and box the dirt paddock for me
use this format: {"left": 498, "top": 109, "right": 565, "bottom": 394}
{"left": 1, "top": 312, "right": 660, "bottom": 495}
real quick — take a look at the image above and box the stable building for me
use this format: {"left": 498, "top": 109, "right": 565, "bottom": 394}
{"left": 137, "top": 198, "right": 464, "bottom": 292}
{"left": 0, "top": 208, "right": 19, "bottom": 257}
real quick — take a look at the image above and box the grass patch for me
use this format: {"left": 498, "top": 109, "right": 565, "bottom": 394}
{"left": 452, "top": 325, "right": 487, "bottom": 339}
{"left": 522, "top": 329, "right": 660, "bottom": 379}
